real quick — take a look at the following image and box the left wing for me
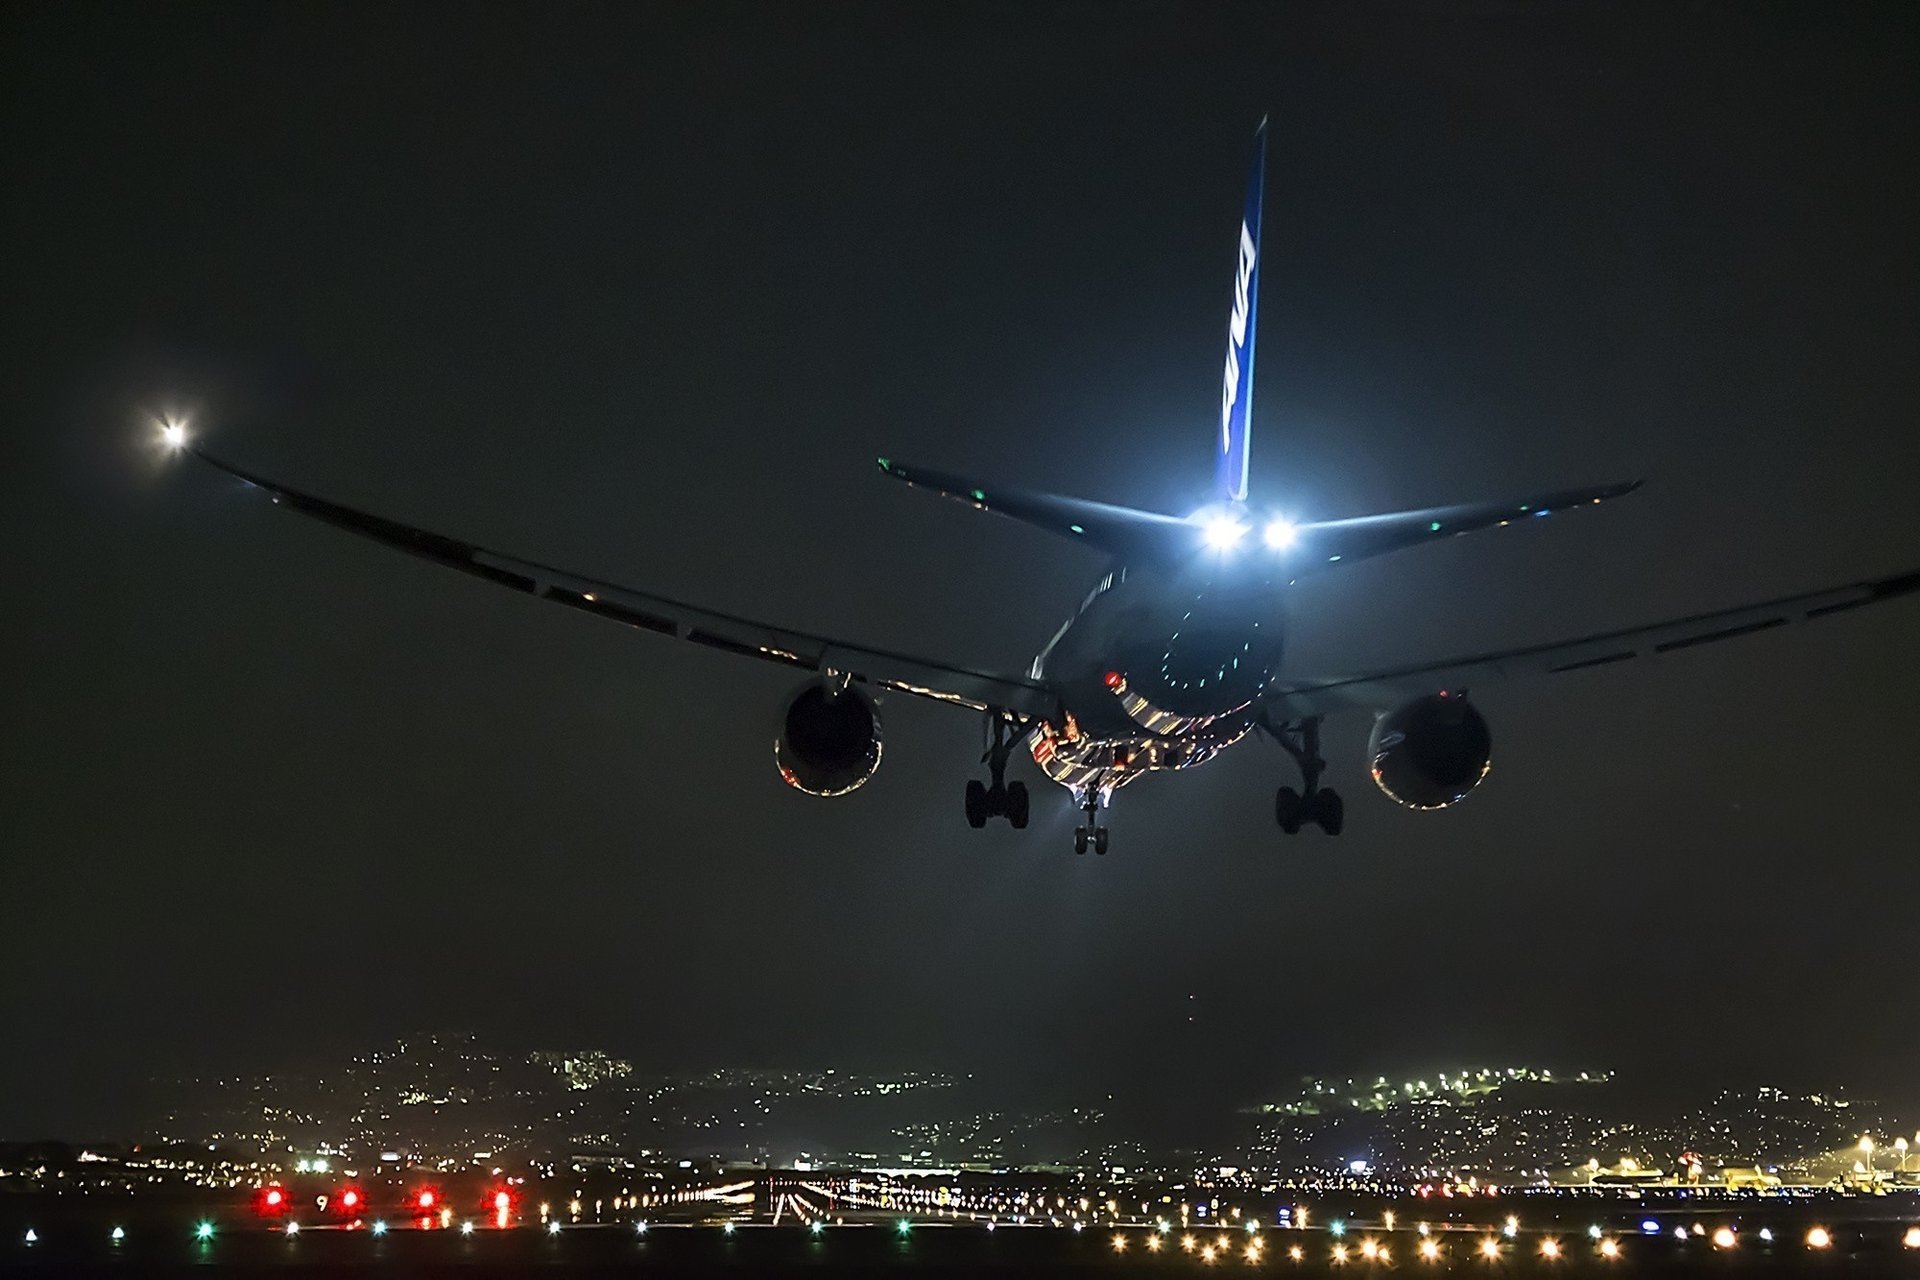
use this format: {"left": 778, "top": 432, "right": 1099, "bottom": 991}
{"left": 1264, "top": 565, "right": 1920, "bottom": 721}
{"left": 183, "top": 449, "right": 1059, "bottom": 720}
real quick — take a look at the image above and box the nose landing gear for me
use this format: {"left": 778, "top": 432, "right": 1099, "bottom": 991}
{"left": 963, "top": 713, "right": 1032, "bottom": 830}
{"left": 1074, "top": 792, "right": 1109, "bottom": 855}
{"left": 1267, "top": 715, "right": 1344, "bottom": 835}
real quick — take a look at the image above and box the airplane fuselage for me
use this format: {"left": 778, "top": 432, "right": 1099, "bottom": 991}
{"left": 1028, "top": 560, "right": 1289, "bottom": 801}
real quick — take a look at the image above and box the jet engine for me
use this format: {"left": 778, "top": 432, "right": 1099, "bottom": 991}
{"left": 774, "top": 681, "right": 883, "bottom": 797}
{"left": 1367, "top": 692, "right": 1491, "bottom": 810}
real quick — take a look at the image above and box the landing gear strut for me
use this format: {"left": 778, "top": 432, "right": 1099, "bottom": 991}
{"left": 1268, "top": 715, "right": 1344, "bottom": 836}
{"left": 964, "top": 714, "right": 1031, "bottom": 830}
{"left": 1073, "top": 792, "right": 1109, "bottom": 856}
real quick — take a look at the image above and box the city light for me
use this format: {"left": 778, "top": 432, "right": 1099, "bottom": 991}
{"left": 1806, "top": 1227, "right": 1832, "bottom": 1249}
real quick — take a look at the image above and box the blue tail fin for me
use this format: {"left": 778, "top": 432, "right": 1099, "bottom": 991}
{"left": 1215, "top": 117, "right": 1267, "bottom": 503}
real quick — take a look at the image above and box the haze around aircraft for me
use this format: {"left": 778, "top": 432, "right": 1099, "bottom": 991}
{"left": 158, "top": 120, "right": 1918, "bottom": 854}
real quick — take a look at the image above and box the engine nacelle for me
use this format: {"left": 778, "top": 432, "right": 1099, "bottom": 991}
{"left": 774, "top": 681, "right": 883, "bottom": 797}
{"left": 1367, "top": 693, "right": 1492, "bottom": 810}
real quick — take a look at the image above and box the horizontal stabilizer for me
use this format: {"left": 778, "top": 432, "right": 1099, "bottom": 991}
{"left": 1293, "top": 479, "right": 1643, "bottom": 568}
{"left": 878, "top": 458, "right": 1190, "bottom": 563}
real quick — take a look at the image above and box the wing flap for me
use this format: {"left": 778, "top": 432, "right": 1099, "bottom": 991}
{"left": 189, "top": 448, "right": 1058, "bottom": 719}
{"left": 1265, "top": 567, "right": 1920, "bottom": 720}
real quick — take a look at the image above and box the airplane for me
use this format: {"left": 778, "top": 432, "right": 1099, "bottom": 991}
{"left": 158, "top": 119, "right": 1917, "bottom": 855}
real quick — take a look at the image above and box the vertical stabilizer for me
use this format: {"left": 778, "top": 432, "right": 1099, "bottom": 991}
{"left": 1215, "top": 117, "right": 1267, "bottom": 503}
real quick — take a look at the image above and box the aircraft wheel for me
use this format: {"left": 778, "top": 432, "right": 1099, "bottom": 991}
{"left": 1073, "top": 828, "right": 1089, "bottom": 855}
{"left": 1093, "top": 827, "right": 1110, "bottom": 856}
{"left": 1314, "top": 788, "right": 1345, "bottom": 836}
{"left": 965, "top": 779, "right": 988, "bottom": 829}
{"left": 1006, "top": 781, "right": 1030, "bottom": 829}
{"left": 1275, "top": 786, "right": 1303, "bottom": 835}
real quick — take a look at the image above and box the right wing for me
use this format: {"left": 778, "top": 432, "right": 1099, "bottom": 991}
{"left": 184, "top": 449, "right": 1059, "bottom": 720}
{"left": 1264, "top": 566, "right": 1920, "bottom": 721}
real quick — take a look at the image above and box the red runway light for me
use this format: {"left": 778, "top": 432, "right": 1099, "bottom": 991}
{"left": 416, "top": 1189, "right": 437, "bottom": 1210}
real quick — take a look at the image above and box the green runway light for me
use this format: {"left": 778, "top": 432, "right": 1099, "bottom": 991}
{"left": 970, "top": 489, "right": 987, "bottom": 502}
{"left": 1429, "top": 521, "right": 1442, "bottom": 532}
{"left": 1069, "top": 524, "right": 1084, "bottom": 534}
{"left": 898, "top": 1219, "right": 912, "bottom": 1235}
{"left": 195, "top": 1221, "right": 215, "bottom": 1240}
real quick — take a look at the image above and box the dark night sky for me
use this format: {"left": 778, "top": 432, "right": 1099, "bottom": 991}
{"left": 3, "top": 2, "right": 1916, "bottom": 1139}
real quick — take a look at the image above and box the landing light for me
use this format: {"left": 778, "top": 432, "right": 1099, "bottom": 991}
{"left": 1263, "top": 517, "right": 1298, "bottom": 550}
{"left": 160, "top": 420, "right": 189, "bottom": 450}
{"left": 1201, "top": 512, "right": 1248, "bottom": 551}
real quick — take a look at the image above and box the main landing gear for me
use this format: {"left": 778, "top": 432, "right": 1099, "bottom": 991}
{"left": 1269, "top": 714, "right": 1344, "bottom": 836}
{"left": 964, "top": 714, "right": 1031, "bottom": 830}
{"left": 1074, "top": 792, "right": 1109, "bottom": 856}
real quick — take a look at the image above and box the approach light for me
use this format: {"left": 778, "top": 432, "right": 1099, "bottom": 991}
{"left": 1200, "top": 511, "right": 1248, "bottom": 551}
{"left": 1712, "top": 1227, "right": 1736, "bottom": 1250}
{"left": 371, "top": 1221, "right": 387, "bottom": 1237}
{"left": 547, "top": 1221, "right": 561, "bottom": 1236}
{"left": 1904, "top": 1225, "right": 1920, "bottom": 1249}
{"left": 111, "top": 1226, "right": 126, "bottom": 1242}
{"left": 285, "top": 1222, "right": 300, "bottom": 1237}
{"left": 1263, "top": 517, "right": 1298, "bottom": 550}
{"left": 1599, "top": 1237, "right": 1620, "bottom": 1259}
{"left": 460, "top": 1220, "right": 474, "bottom": 1236}
{"left": 1806, "top": 1227, "right": 1831, "bottom": 1249}
{"left": 810, "top": 1221, "right": 822, "bottom": 1236}
{"left": 1540, "top": 1237, "right": 1562, "bottom": 1259}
